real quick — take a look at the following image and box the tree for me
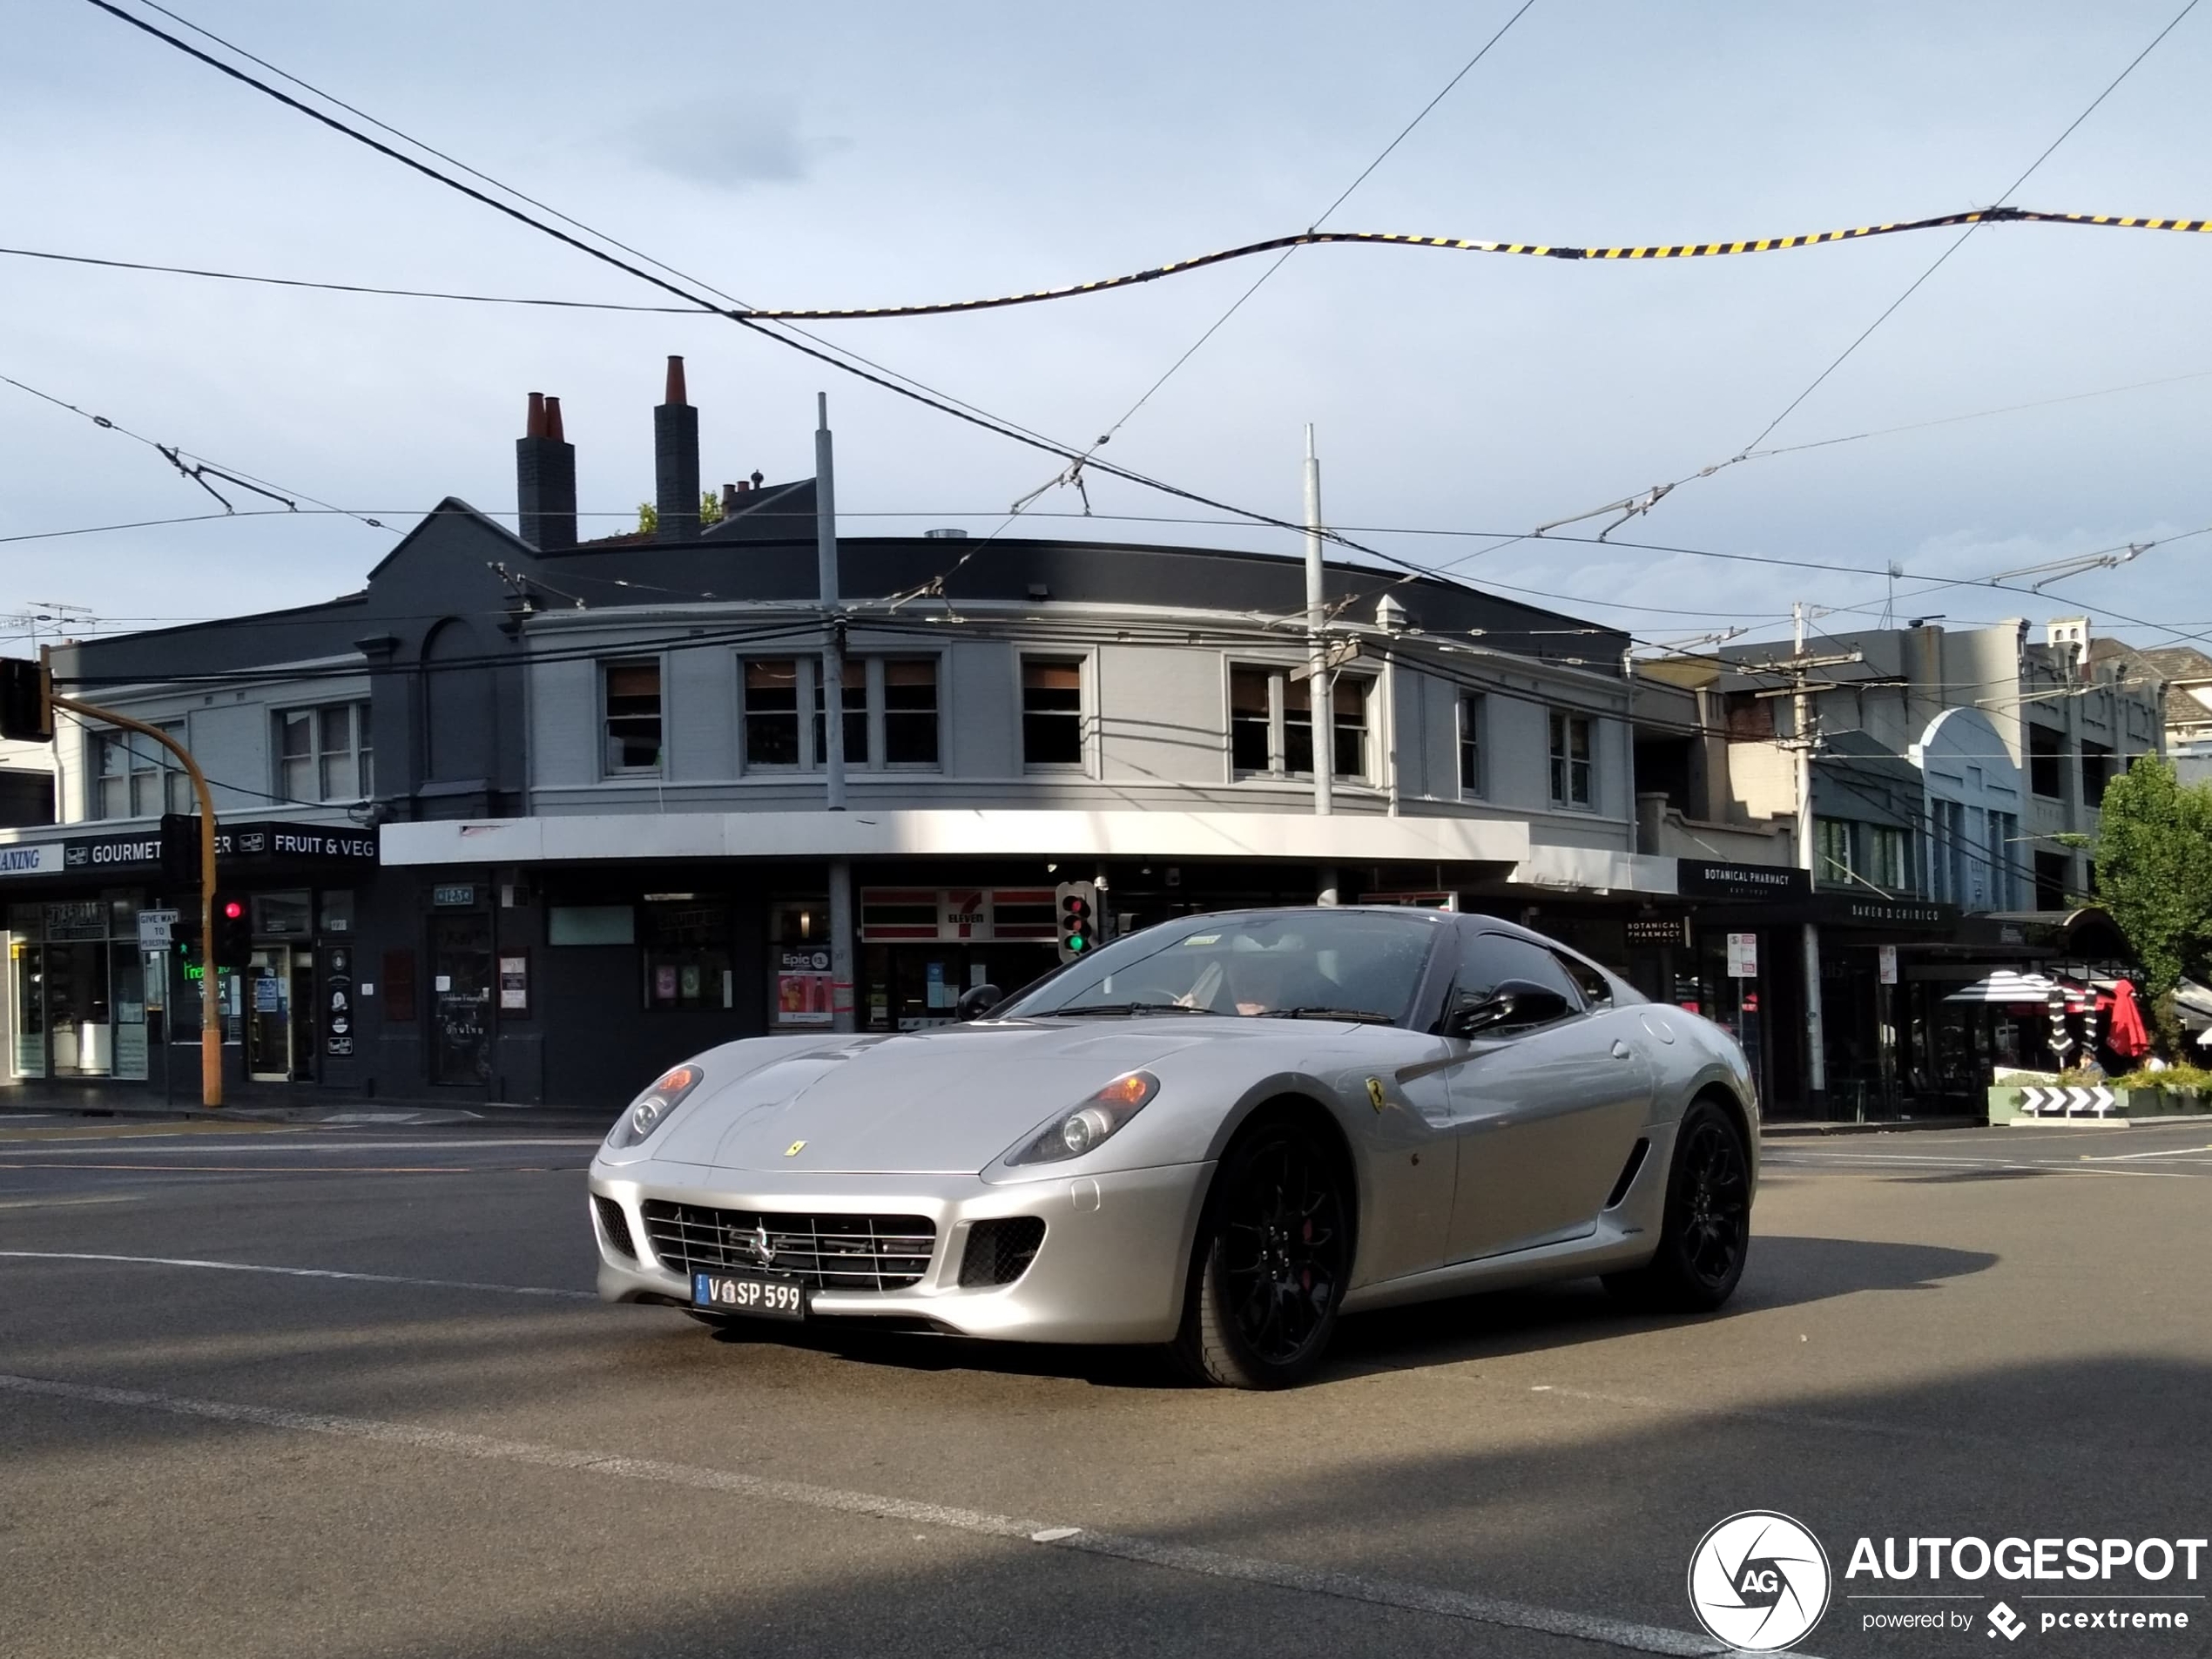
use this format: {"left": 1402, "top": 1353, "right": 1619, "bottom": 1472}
{"left": 2094, "top": 757, "right": 2212, "bottom": 1045}
{"left": 634, "top": 492, "right": 725, "bottom": 536}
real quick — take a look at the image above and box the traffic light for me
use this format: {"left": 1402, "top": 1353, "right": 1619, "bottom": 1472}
{"left": 160, "top": 813, "right": 199, "bottom": 887}
{"left": 0, "top": 658, "right": 53, "bottom": 743}
{"left": 1055, "top": 880, "right": 1097, "bottom": 963}
{"left": 212, "top": 894, "right": 253, "bottom": 971}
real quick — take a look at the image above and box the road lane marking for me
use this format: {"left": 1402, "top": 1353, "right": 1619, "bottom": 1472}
{"left": 1764, "top": 1153, "right": 2196, "bottom": 1178}
{"left": 0, "top": 1250, "right": 596, "bottom": 1300}
{"left": 0, "top": 1196, "right": 142, "bottom": 1211}
{"left": 0, "top": 1137, "right": 600, "bottom": 1157}
{"left": 0, "top": 1369, "right": 1753, "bottom": 1658}
{"left": 0, "top": 1121, "right": 307, "bottom": 1143}
{"left": 0, "top": 1162, "right": 476, "bottom": 1175}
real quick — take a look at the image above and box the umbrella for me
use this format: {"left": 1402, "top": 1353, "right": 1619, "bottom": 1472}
{"left": 2108, "top": 980, "right": 2151, "bottom": 1060}
{"left": 1944, "top": 971, "right": 2063, "bottom": 1005}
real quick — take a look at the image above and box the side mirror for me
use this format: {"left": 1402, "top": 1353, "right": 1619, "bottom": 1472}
{"left": 954, "top": 982, "right": 1003, "bottom": 1022}
{"left": 1447, "top": 978, "right": 1573, "bottom": 1038}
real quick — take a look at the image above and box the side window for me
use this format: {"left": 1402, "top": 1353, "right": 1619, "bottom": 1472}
{"left": 1550, "top": 949, "right": 1613, "bottom": 1008}
{"left": 1456, "top": 930, "right": 1584, "bottom": 1008}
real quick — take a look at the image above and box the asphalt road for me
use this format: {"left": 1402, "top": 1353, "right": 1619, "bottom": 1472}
{"left": 3, "top": 1114, "right": 2209, "bottom": 1659}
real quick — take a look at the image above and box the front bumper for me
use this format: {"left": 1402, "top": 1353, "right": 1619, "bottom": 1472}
{"left": 588, "top": 1157, "right": 1212, "bottom": 1345}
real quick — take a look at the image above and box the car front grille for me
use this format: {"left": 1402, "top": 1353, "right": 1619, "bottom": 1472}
{"left": 640, "top": 1201, "right": 935, "bottom": 1291}
{"left": 592, "top": 1194, "right": 637, "bottom": 1259}
{"left": 959, "top": 1217, "right": 1046, "bottom": 1287}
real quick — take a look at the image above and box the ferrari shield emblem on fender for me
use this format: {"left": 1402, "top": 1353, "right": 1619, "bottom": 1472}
{"left": 784, "top": 1140, "right": 806, "bottom": 1157}
{"left": 1365, "top": 1077, "right": 1386, "bottom": 1112}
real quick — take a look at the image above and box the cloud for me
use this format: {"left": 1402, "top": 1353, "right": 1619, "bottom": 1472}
{"left": 614, "top": 98, "right": 842, "bottom": 189}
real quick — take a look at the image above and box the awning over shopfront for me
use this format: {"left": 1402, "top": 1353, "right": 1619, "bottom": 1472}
{"left": 1943, "top": 970, "right": 2067, "bottom": 1005}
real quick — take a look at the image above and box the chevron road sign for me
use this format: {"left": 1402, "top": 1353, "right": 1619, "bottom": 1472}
{"left": 2017, "top": 1084, "right": 2118, "bottom": 1117}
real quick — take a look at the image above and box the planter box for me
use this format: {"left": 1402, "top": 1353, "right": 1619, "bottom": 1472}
{"left": 1987, "top": 1083, "right": 2210, "bottom": 1123}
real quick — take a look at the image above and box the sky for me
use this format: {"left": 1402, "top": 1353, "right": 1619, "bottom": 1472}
{"left": 4, "top": 0, "right": 2211, "bottom": 658}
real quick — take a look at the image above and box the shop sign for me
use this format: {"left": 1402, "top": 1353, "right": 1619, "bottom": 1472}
{"left": 325, "top": 946, "right": 354, "bottom": 1057}
{"left": 1676, "top": 860, "right": 1809, "bottom": 900}
{"left": 1726, "top": 933, "right": 1758, "bottom": 978}
{"left": 1626, "top": 915, "right": 1690, "bottom": 948}
{"left": 0, "top": 844, "right": 59, "bottom": 876}
{"left": 775, "top": 947, "right": 834, "bottom": 1025}
{"left": 432, "top": 884, "right": 476, "bottom": 908}
{"left": 1833, "top": 897, "right": 1955, "bottom": 929}
{"left": 859, "top": 887, "right": 1057, "bottom": 943}
{"left": 0, "top": 819, "right": 379, "bottom": 882}
{"left": 497, "top": 954, "right": 529, "bottom": 1014}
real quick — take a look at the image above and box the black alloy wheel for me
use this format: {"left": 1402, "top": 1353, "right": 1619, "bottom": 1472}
{"left": 1174, "top": 1122, "right": 1351, "bottom": 1388}
{"left": 1605, "top": 1099, "right": 1751, "bottom": 1312}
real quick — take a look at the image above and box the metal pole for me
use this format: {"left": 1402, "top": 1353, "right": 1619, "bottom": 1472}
{"left": 827, "top": 858, "right": 854, "bottom": 1035}
{"left": 1791, "top": 602, "right": 1827, "bottom": 1109}
{"left": 51, "top": 687, "right": 222, "bottom": 1108}
{"left": 816, "top": 393, "right": 846, "bottom": 812}
{"left": 1304, "top": 425, "right": 1332, "bottom": 820}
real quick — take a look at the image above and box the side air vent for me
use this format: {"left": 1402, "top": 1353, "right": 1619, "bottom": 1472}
{"left": 1604, "top": 1139, "right": 1651, "bottom": 1211}
{"left": 959, "top": 1217, "right": 1046, "bottom": 1287}
{"left": 594, "top": 1194, "right": 637, "bottom": 1259}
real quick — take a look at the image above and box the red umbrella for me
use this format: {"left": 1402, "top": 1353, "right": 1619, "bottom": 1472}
{"left": 2108, "top": 979, "right": 2152, "bottom": 1060}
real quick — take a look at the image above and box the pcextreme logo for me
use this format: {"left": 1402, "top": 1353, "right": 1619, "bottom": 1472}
{"left": 1687, "top": 1510, "right": 1832, "bottom": 1651}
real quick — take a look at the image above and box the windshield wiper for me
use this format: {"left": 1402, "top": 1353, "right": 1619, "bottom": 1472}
{"left": 1254, "top": 1006, "right": 1398, "bottom": 1024}
{"left": 1046, "top": 1001, "right": 1209, "bottom": 1017}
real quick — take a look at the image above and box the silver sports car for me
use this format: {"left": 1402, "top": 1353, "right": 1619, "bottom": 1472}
{"left": 589, "top": 906, "right": 1757, "bottom": 1388}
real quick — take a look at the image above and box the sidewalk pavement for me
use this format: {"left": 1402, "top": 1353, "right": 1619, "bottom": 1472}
{"left": 0, "top": 1083, "right": 613, "bottom": 1133}
{"left": 1758, "top": 1116, "right": 1983, "bottom": 1137}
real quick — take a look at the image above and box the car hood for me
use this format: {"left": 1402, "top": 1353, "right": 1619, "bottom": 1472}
{"left": 650, "top": 1020, "right": 1238, "bottom": 1174}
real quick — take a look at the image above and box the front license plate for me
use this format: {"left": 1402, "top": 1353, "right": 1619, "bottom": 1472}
{"left": 693, "top": 1271, "right": 808, "bottom": 1321}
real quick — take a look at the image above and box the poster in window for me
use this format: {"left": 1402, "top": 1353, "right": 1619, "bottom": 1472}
{"left": 655, "top": 964, "right": 678, "bottom": 1002}
{"left": 498, "top": 953, "right": 529, "bottom": 1013}
{"left": 776, "top": 948, "right": 833, "bottom": 1025}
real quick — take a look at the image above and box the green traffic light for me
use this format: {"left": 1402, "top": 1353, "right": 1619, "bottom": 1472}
{"left": 1069, "top": 935, "right": 1087, "bottom": 952}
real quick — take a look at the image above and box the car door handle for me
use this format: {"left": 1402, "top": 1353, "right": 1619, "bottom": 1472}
{"left": 1610, "top": 1040, "right": 1633, "bottom": 1060}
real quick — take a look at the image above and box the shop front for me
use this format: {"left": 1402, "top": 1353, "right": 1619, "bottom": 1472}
{"left": 0, "top": 821, "right": 377, "bottom": 1097}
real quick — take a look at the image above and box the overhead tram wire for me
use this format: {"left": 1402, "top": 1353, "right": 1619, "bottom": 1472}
{"left": 81, "top": 0, "right": 1465, "bottom": 597}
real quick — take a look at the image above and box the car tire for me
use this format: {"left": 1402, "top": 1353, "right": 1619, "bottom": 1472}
{"left": 1172, "top": 1119, "right": 1351, "bottom": 1389}
{"left": 1603, "top": 1098, "right": 1751, "bottom": 1312}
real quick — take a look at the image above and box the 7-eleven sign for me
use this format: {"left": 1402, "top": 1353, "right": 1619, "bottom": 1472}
{"left": 940, "top": 891, "right": 989, "bottom": 938}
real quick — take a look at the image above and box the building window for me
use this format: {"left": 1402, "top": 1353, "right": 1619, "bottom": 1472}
{"left": 92, "top": 725, "right": 191, "bottom": 819}
{"left": 1230, "top": 667, "right": 1272, "bottom": 772}
{"left": 603, "top": 662, "right": 662, "bottom": 774}
{"left": 881, "top": 658, "right": 940, "bottom": 765}
{"left": 1022, "top": 658, "right": 1083, "bottom": 766}
{"left": 743, "top": 659, "right": 802, "bottom": 767}
{"left": 2027, "top": 724, "right": 2065, "bottom": 799}
{"left": 1815, "top": 818, "right": 1853, "bottom": 887}
{"left": 1867, "top": 824, "right": 1909, "bottom": 893}
{"left": 1548, "top": 711, "right": 1594, "bottom": 809}
{"left": 641, "top": 898, "right": 732, "bottom": 1010}
{"left": 1986, "top": 811, "right": 2018, "bottom": 909}
{"left": 812, "top": 659, "right": 868, "bottom": 767}
{"left": 1226, "top": 664, "right": 1373, "bottom": 781}
{"left": 1459, "top": 694, "right": 1485, "bottom": 796}
{"left": 276, "top": 705, "right": 372, "bottom": 804}
{"left": 2033, "top": 849, "right": 2070, "bottom": 911}
{"left": 2080, "top": 739, "right": 2114, "bottom": 808}
{"left": 745, "top": 657, "right": 941, "bottom": 772}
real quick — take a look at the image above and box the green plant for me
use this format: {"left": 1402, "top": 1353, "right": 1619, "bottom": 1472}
{"left": 2113, "top": 1062, "right": 2212, "bottom": 1092}
{"left": 2093, "top": 758, "right": 2212, "bottom": 1053}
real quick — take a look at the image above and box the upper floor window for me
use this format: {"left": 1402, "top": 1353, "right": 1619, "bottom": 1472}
{"left": 2027, "top": 724, "right": 2065, "bottom": 799}
{"left": 1866, "top": 824, "right": 1910, "bottom": 892}
{"left": 1459, "top": 694, "right": 1485, "bottom": 796}
{"left": 92, "top": 725, "right": 190, "bottom": 819}
{"left": 1022, "top": 658, "right": 1083, "bottom": 767}
{"left": 1548, "top": 711, "right": 1594, "bottom": 809}
{"left": 742, "top": 657, "right": 941, "bottom": 772}
{"left": 2080, "top": 739, "right": 2115, "bottom": 808}
{"left": 1814, "top": 817, "right": 1853, "bottom": 887}
{"left": 277, "top": 704, "right": 373, "bottom": 803}
{"left": 604, "top": 662, "right": 662, "bottom": 774}
{"left": 1227, "top": 664, "right": 1372, "bottom": 782}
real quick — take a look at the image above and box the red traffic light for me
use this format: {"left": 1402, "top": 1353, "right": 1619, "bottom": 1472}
{"left": 221, "top": 900, "right": 246, "bottom": 921}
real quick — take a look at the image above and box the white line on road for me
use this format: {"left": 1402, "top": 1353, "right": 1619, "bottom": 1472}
{"left": 0, "top": 1138, "right": 601, "bottom": 1155}
{"left": 0, "top": 1370, "right": 1750, "bottom": 1658}
{"left": 0, "top": 1250, "right": 596, "bottom": 1300}
{"left": 0, "top": 1196, "right": 142, "bottom": 1211}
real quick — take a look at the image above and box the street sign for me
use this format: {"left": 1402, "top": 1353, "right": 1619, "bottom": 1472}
{"left": 137, "top": 908, "right": 179, "bottom": 948}
{"left": 1725, "top": 932, "right": 1758, "bottom": 979}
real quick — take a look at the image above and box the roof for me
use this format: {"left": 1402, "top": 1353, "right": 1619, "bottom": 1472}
{"left": 2092, "top": 637, "right": 2212, "bottom": 683}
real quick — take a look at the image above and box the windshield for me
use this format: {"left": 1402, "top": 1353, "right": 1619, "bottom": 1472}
{"left": 997, "top": 909, "right": 1443, "bottom": 1025}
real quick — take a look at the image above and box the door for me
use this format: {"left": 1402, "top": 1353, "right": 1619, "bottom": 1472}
{"left": 428, "top": 913, "right": 494, "bottom": 1086}
{"left": 10, "top": 940, "right": 44, "bottom": 1078}
{"left": 1443, "top": 929, "right": 1653, "bottom": 1261}
{"left": 246, "top": 949, "right": 292, "bottom": 1081}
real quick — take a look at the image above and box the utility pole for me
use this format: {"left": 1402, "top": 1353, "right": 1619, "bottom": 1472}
{"left": 814, "top": 395, "right": 855, "bottom": 1033}
{"left": 1752, "top": 604, "right": 1862, "bottom": 1115}
{"left": 1305, "top": 427, "right": 1339, "bottom": 906}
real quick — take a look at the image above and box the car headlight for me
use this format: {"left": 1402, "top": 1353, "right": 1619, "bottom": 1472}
{"left": 606, "top": 1063, "right": 705, "bottom": 1151}
{"left": 1006, "top": 1071, "right": 1158, "bottom": 1166}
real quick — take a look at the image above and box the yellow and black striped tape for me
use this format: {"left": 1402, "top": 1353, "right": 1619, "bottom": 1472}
{"left": 735, "top": 207, "right": 2211, "bottom": 320}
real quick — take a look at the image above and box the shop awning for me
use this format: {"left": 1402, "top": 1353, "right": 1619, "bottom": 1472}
{"left": 1943, "top": 970, "right": 2067, "bottom": 1005}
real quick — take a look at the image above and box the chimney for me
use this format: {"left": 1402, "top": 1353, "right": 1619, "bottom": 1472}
{"left": 654, "top": 355, "right": 700, "bottom": 543}
{"left": 720, "top": 482, "right": 741, "bottom": 517}
{"left": 516, "top": 391, "right": 577, "bottom": 551}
